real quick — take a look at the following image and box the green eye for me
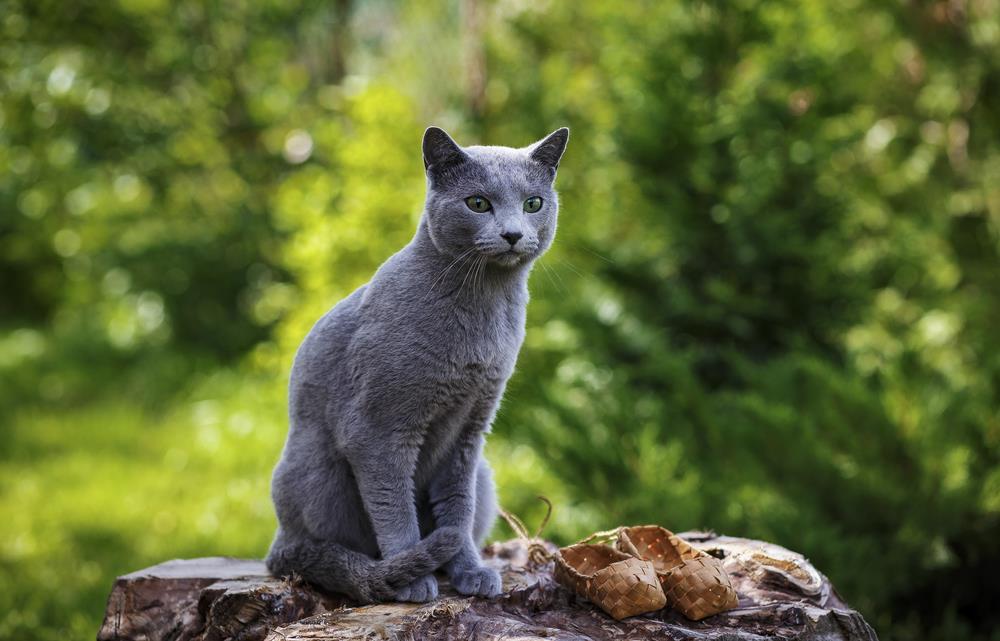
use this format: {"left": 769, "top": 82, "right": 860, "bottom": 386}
{"left": 464, "top": 196, "right": 492, "bottom": 213}
{"left": 524, "top": 196, "right": 543, "bottom": 213}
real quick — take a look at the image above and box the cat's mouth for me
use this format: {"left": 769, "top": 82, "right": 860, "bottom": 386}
{"left": 493, "top": 249, "right": 527, "bottom": 266}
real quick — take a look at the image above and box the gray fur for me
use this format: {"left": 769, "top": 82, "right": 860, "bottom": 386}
{"left": 266, "top": 126, "right": 569, "bottom": 603}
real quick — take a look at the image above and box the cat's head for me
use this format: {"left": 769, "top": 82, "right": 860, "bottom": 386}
{"left": 421, "top": 126, "right": 569, "bottom": 268}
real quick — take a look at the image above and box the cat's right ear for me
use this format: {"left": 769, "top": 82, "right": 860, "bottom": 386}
{"left": 422, "top": 127, "right": 469, "bottom": 172}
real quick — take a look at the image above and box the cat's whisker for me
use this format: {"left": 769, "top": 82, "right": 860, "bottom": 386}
{"left": 565, "top": 241, "right": 615, "bottom": 264}
{"left": 458, "top": 252, "right": 481, "bottom": 297}
{"left": 436, "top": 247, "right": 476, "bottom": 287}
{"left": 472, "top": 255, "right": 487, "bottom": 294}
{"left": 535, "top": 260, "right": 563, "bottom": 294}
{"left": 434, "top": 251, "right": 475, "bottom": 300}
{"left": 423, "top": 247, "right": 476, "bottom": 301}
{"left": 456, "top": 253, "right": 481, "bottom": 300}
{"left": 536, "top": 257, "right": 566, "bottom": 294}
{"left": 477, "top": 255, "right": 488, "bottom": 289}
{"left": 471, "top": 254, "right": 484, "bottom": 293}
{"left": 476, "top": 254, "right": 490, "bottom": 292}
{"left": 555, "top": 258, "right": 585, "bottom": 280}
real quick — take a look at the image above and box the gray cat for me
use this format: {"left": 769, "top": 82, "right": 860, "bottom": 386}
{"left": 265, "top": 126, "right": 569, "bottom": 603}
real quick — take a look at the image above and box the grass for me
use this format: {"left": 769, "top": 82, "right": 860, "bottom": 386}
{"left": 0, "top": 371, "right": 284, "bottom": 639}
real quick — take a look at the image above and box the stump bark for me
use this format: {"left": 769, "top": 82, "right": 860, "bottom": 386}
{"left": 97, "top": 532, "right": 878, "bottom": 640}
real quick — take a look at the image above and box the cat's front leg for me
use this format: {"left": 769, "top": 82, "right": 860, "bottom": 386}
{"left": 428, "top": 431, "right": 502, "bottom": 598}
{"left": 348, "top": 435, "right": 444, "bottom": 602}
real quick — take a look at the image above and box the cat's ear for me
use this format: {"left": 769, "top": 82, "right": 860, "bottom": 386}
{"left": 422, "top": 127, "right": 469, "bottom": 172}
{"left": 529, "top": 127, "right": 570, "bottom": 172}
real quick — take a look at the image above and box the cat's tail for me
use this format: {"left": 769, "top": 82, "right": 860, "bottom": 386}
{"left": 266, "top": 526, "right": 462, "bottom": 603}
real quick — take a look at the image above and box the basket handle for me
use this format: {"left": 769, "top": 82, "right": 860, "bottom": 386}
{"left": 498, "top": 496, "right": 555, "bottom": 565}
{"left": 615, "top": 529, "right": 641, "bottom": 558}
{"left": 573, "top": 526, "right": 625, "bottom": 546}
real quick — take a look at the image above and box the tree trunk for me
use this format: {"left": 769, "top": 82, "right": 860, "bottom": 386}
{"left": 97, "top": 532, "right": 878, "bottom": 640}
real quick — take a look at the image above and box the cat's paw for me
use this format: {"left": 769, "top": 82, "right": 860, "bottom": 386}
{"left": 450, "top": 565, "right": 502, "bottom": 598}
{"left": 393, "top": 574, "right": 439, "bottom": 603}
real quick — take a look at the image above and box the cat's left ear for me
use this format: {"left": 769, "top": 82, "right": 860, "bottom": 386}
{"left": 529, "top": 127, "right": 570, "bottom": 172}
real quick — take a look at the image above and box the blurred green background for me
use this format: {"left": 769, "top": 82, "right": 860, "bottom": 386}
{"left": 2, "top": 0, "right": 999, "bottom": 639}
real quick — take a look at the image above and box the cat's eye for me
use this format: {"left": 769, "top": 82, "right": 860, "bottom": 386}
{"left": 464, "top": 196, "right": 492, "bottom": 213}
{"left": 523, "top": 196, "right": 544, "bottom": 213}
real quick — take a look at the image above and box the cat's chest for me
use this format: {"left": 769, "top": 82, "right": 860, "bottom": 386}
{"left": 438, "top": 298, "right": 526, "bottom": 370}
{"left": 414, "top": 363, "right": 502, "bottom": 485}
{"left": 415, "top": 303, "right": 522, "bottom": 437}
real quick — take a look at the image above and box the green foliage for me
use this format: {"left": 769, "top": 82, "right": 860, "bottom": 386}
{"left": 0, "top": 0, "right": 353, "bottom": 402}
{"left": 0, "top": 374, "right": 283, "bottom": 640}
{"left": 2, "top": 1, "right": 1000, "bottom": 640}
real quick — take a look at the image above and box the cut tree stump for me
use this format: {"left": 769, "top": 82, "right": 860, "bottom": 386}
{"left": 97, "top": 532, "right": 878, "bottom": 640}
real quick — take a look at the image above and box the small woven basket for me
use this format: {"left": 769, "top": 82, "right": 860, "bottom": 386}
{"left": 554, "top": 543, "right": 667, "bottom": 620}
{"left": 617, "top": 525, "right": 738, "bottom": 621}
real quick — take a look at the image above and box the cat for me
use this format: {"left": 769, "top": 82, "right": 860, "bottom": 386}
{"left": 265, "top": 125, "right": 569, "bottom": 603}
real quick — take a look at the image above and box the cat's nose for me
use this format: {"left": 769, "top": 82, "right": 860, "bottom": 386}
{"left": 501, "top": 231, "right": 523, "bottom": 246}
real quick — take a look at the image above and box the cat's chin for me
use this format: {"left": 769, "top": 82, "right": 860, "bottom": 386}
{"left": 491, "top": 251, "right": 529, "bottom": 268}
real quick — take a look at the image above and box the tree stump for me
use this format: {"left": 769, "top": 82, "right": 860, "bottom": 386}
{"left": 97, "top": 532, "right": 878, "bottom": 640}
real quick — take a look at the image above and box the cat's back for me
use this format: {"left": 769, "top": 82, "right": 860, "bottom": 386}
{"left": 289, "top": 245, "right": 416, "bottom": 389}
{"left": 290, "top": 283, "right": 368, "bottom": 391}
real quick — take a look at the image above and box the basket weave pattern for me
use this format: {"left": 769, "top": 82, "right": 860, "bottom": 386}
{"left": 617, "top": 525, "right": 739, "bottom": 621}
{"left": 554, "top": 543, "right": 667, "bottom": 620}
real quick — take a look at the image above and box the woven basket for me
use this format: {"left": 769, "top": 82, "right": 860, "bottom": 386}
{"left": 617, "top": 525, "right": 738, "bottom": 621}
{"left": 554, "top": 543, "right": 667, "bottom": 620}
